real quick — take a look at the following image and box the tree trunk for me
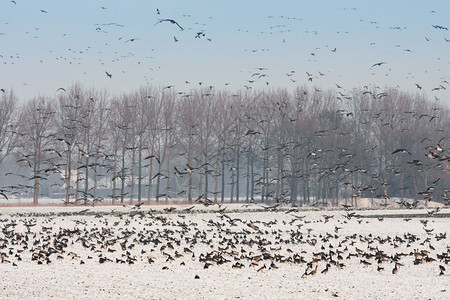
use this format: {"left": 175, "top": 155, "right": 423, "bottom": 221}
{"left": 120, "top": 146, "right": 126, "bottom": 203}
{"left": 138, "top": 137, "right": 142, "bottom": 203}
{"left": 214, "top": 156, "right": 220, "bottom": 202}
{"left": 93, "top": 152, "right": 99, "bottom": 204}
{"left": 75, "top": 151, "right": 82, "bottom": 203}
{"left": 147, "top": 137, "right": 155, "bottom": 203}
{"left": 147, "top": 158, "right": 154, "bottom": 203}
{"left": 188, "top": 134, "right": 193, "bottom": 203}
{"left": 246, "top": 150, "right": 250, "bottom": 202}
{"left": 221, "top": 152, "right": 225, "bottom": 203}
{"left": 204, "top": 155, "right": 210, "bottom": 200}
{"left": 166, "top": 149, "right": 172, "bottom": 202}
{"left": 198, "top": 142, "right": 204, "bottom": 198}
{"left": 230, "top": 167, "right": 235, "bottom": 203}
{"left": 261, "top": 152, "right": 268, "bottom": 203}
{"left": 112, "top": 147, "right": 118, "bottom": 205}
{"left": 250, "top": 150, "right": 255, "bottom": 201}
{"left": 290, "top": 156, "right": 298, "bottom": 206}
{"left": 155, "top": 157, "right": 162, "bottom": 202}
{"left": 33, "top": 149, "right": 40, "bottom": 206}
{"left": 130, "top": 147, "right": 136, "bottom": 204}
{"left": 65, "top": 147, "right": 72, "bottom": 204}
{"left": 84, "top": 155, "right": 89, "bottom": 205}
{"left": 236, "top": 146, "right": 240, "bottom": 203}
{"left": 276, "top": 152, "right": 282, "bottom": 200}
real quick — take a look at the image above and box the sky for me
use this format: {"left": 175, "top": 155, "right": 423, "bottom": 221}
{"left": 1, "top": 0, "right": 450, "bottom": 105}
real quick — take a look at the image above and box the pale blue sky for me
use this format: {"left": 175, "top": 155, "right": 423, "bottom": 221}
{"left": 1, "top": 0, "right": 449, "bottom": 104}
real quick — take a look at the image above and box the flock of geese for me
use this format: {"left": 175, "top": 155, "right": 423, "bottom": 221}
{"left": 1, "top": 6, "right": 449, "bottom": 299}
{"left": 1, "top": 3, "right": 449, "bottom": 99}
{"left": 1, "top": 205, "right": 448, "bottom": 282}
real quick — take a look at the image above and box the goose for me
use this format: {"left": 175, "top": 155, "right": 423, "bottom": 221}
{"left": 155, "top": 19, "right": 184, "bottom": 31}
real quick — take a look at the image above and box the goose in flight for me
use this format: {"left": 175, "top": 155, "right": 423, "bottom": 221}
{"left": 155, "top": 19, "right": 184, "bottom": 31}
{"left": 0, "top": 191, "right": 8, "bottom": 201}
{"left": 371, "top": 62, "right": 386, "bottom": 67}
{"left": 391, "top": 148, "right": 411, "bottom": 155}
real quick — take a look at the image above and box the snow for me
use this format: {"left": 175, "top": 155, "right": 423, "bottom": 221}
{"left": 0, "top": 204, "right": 449, "bottom": 299}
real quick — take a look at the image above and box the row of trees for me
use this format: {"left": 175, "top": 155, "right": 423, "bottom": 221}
{"left": 0, "top": 84, "right": 449, "bottom": 206}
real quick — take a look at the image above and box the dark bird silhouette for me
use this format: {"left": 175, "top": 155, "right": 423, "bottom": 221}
{"left": 43, "top": 148, "right": 62, "bottom": 157}
{"left": 372, "top": 62, "right": 386, "bottom": 67}
{"left": 439, "top": 265, "right": 445, "bottom": 276}
{"left": 174, "top": 166, "right": 187, "bottom": 176}
{"left": 182, "top": 206, "right": 195, "bottom": 212}
{"left": 392, "top": 148, "right": 411, "bottom": 155}
{"left": 144, "top": 154, "right": 161, "bottom": 164}
{"left": 392, "top": 263, "right": 399, "bottom": 274}
{"left": 432, "top": 24, "right": 448, "bottom": 30}
{"left": 195, "top": 31, "right": 206, "bottom": 38}
{"left": 155, "top": 19, "right": 184, "bottom": 31}
{"left": 0, "top": 191, "right": 8, "bottom": 200}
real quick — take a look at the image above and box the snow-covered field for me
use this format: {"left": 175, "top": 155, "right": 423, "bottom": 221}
{"left": 1, "top": 204, "right": 449, "bottom": 299}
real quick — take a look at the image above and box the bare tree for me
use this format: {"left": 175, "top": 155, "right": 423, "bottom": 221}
{"left": 0, "top": 89, "right": 19, "bottom": 167}
{"left": 55, "top": 85, "right": 87, "bottom": 204}
{"left": 108, "top": 95, "right": 135, "bottom": 203}
{"left": 4, "top": 83, "right": 450, "bottom": 207}
{"left": 211, "top": 91, "right": 235, "bottom": 202}
{"left": 134, "top": 88, "right": 153, "bottom": 203}
{"left": 89, "top": 90, "right": 111, "bottom": 203}
{"left": 144, "top": 90, "right": 164, "bottom": 203}
{"left": 154, "top": 89, "right": 178, "bottom": 202}
{"left": 177, "top": 93, "right": 201, "bottom": 202}
{"left": 17, "top": 96, "right": 55, "bottom": 205}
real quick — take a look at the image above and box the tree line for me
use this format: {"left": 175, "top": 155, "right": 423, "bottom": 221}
{"left": 0, "top": 84, "right": 449, "bottom": 206}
